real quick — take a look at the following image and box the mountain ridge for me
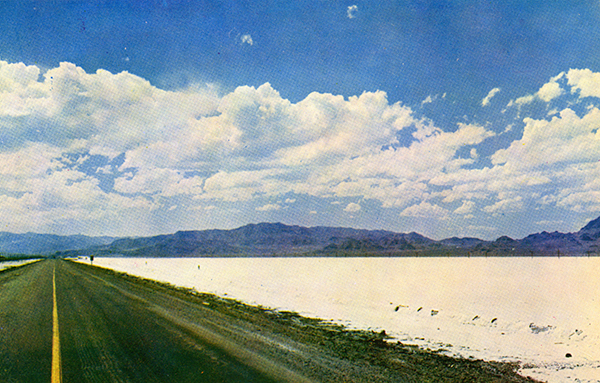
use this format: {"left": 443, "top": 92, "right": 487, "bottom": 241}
{"left": 1, "top": 216, "right": 599, "bottom": 258}
{"left": 0, "top": 232, "right": 116, "bottom": 256}
{"left": 64, "top": 216, "right": 600, "bottom": 257}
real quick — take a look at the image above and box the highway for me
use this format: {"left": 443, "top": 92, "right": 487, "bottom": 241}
{"left": 0, "top": 259, "right": 539, "bottom": 383}
{"left": 0, "top": 260, "right": 308, "bottom": 383}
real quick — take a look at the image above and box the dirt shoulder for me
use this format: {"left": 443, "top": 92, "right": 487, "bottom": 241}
{"left": 69, "top": 260, "right": 541, "bottom": 383}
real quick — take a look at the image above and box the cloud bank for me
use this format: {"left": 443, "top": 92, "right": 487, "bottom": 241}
{"left": 1, "top": 60, "right": 599, "bottom": 238}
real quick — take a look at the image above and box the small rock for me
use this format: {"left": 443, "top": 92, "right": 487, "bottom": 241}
{"left": 565, "top": 353, "right": 572, "bottom": 358}
{"left": 529, "top": 323, "right": 551, "bottom": 334}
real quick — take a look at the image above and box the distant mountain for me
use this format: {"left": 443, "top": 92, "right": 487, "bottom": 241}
{"left": 0, "top": 233, "right": 116, "bottom": 256}
{"left": 4, "top": 215, "right": 600, "bottom": 258}
{"left": 578, "top": 216, "right": 600, "bottom": 242}
{"left": 71, "top": 215, "right": 600, "bottom": 257}
{"left": 70, "top": 223, "right": 441, "bottom": 257}
{"left": 465, "top": 217, "right": 600, "bottom": 256}
{"left": 439, "top": 237, "right": 486, "bottom": 248}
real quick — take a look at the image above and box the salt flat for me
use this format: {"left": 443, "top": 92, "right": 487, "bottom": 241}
{"left": 0, "top": 259, "right": 41, "bottom": 271}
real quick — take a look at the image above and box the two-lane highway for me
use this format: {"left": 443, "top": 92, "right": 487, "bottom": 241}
{"left": 0, "top": 260, "right": 303, "bottom": 383}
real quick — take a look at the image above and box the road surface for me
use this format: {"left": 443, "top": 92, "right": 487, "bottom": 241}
{"left": 0, "top": 260, "right": 308, "bottom": 382}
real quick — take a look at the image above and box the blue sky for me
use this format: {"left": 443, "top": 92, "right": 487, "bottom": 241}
{"left": 1, "top": 1, "right": 600, "bottom": 239}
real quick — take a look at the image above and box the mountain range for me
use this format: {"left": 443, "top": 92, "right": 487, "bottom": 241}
{"left": 2, "top": 215, "right": 597, "bottom": 258}
{"left": 0, "top": 232, "right": 115, "bottom": 257}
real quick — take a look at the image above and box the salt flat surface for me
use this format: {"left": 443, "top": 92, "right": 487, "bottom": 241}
{"left": 81, "top": 256, "right": 600, "bottom": 383}
{"left": 0, "top": 259, "right": 41, "bottom": 271}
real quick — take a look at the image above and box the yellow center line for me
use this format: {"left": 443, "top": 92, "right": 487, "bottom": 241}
{"left": 52, "top": 266, "right": 62, "bottom": 383}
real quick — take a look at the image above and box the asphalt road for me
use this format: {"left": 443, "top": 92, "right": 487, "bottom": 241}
{"left": 0, "top": 260, "right": 307, "bottom": 383}
{"left": 0, "top": 260, "right": 53, "bottom": 382}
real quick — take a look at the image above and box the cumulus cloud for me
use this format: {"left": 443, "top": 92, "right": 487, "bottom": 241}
{"left": 492, "top": 108, "right": 600, "bottom": 169}
{"left": 240, "top": 34, "right": 254, "bottom": 45}
{"left": 200, "top": 169, "right": 289, "bottom": 202}
{"left": 537, "top": 79, "right": 564, "bottom": 102}
{"left": 434, "top": 94, "right": 600, "bottom": 216}
{"left": 454, "top": 200, "right": 475, "bottom": 215}
{"left": 343, "top": 202, "right": 361, "bottom": 212}
{"left": 0, "top": 61, "right": 497, "bottom": 220}
{"left": 400, "top": 201, "right": 449, "bottom": 219}
{"left": 483, "top": 196, "right": 524, "bottom": 215}
{"left": 256, "top": 203, "right": 281, "bottom": 212}
{"left": 481, "top": 88, "right": 501, "bottom": 107}
{"left": 508, "top": 73, "right": 564, "bottom": 106}
{"left": 0, "top": 61, "right": 220, "bottom": 155}
{"left": 3, "top": 60, "right": 600, "bottom": 235}
{"left": 566, "top": 68, "right": 600, "bottom": 98}
{"left": 347, "top": 5, "right": 358, "bottom": 19}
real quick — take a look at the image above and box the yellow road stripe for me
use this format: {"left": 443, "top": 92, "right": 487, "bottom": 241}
{"left": 52, "top": 266, "right": 62, "bottom": 383}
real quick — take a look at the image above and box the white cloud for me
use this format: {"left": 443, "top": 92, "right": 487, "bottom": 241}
{"left": 347, "top": 5, "right": 358, "bottom": 19}
{"left": 492, "top": 107, "right": 600, "bottom": 169}
{"left": 256, "top": 203, "right": 281, "bottom": 212}
{"left": 0, "top": 143, "right": 62, "bottom": 178}
{"left": 3, "top": 60, "right": 600, "bottom": 236}
{"left": 344, "top": 202, "right": 361, "bottom": 212}
{"left": 276, "top": 90, "right": 417, "bottom": 166}
{"left": 400, "top": 201, "right": 449, "bottom": 219}
{"left": 481, "top": 87, "right": 501, "bottom": 107}
{"left": 537, "top": 80, "right": 563, "bottom": 102}
{"left": 557, "top": 190, "right": 600, "bottom": 212}
{"left": 0, "top": 167, "right": 156, "bottom": 235}
{"left": 114, "top": 168, "right": 203, "bottom": 197}
{"left": 0, "top": 61, "right": 220, "bottom": 157}
{"left": 566, "top": 68, "right": 600, "bottom": 98}
{"left": 454, "top": 200, "right": 475, "bottom": 215}
{"left": 240, "top": 34, "right": 254, "bottom": 45}
{"left": 508, "top": 73, "right": 564, "bottom": 106}
{"left": 201, "top": 169, "right": 290, "bottom": 202}
{"left": 483, "top": 196, "right": 524, "bottom": 215}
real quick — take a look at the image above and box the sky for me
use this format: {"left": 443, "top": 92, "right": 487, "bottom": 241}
{"left": 1, "top": 0, "right": 600, "bottom": 240}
